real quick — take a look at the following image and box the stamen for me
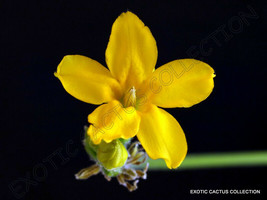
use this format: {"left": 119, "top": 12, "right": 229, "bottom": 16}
{"left": 116, "top": 142, "right": 149, "bottom": 192}
{"left": 75, "top": 164, "right": 100, "bottom": 180}
{"left": 128, "top": 141, "right": 139, "bottom": 157}
{"left": 126, "top": 180, "right": 139, "bottom": 192}
{"left": 123, "top": 87, "right": 136, "bottom": 107}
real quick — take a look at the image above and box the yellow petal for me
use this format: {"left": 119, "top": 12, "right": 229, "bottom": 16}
{"left": 55, "top": 55, "right": 122, "bottom": 105}
{"left": 137, "top": 104, "right": 187, "bottom": 169}
{"left": 87, "top": 100, "right": 141, "bottom": 144}
{"left": 149, "top": 59, "right": 215, "bottom": 108}
{"left": 105, "top": 11, "right": 158, "bottom": 89}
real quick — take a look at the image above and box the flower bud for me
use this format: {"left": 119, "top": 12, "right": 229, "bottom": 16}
{"left": 97, "top": 139, "right": 128, "bottom": 170}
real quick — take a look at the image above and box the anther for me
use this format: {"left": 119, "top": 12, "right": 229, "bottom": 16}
{"left": 123, "top": 86, "right": 136, "bottom": 107}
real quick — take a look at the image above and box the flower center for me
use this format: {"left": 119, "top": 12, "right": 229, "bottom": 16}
{"left": 123, "top": 86, "right": 136, "bottom": 107}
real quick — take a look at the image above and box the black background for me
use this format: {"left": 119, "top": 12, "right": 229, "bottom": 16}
{"left": 1, "top": 0, "right": 266, "bottom": 199}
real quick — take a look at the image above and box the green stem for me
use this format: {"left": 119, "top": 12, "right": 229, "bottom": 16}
{"left": 146, "top": 151, "right": 267, "bottom": 170}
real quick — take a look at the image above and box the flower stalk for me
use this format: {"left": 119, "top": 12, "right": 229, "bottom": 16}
{"left": 144, "top": 151, "right": 267, "bottom": 170}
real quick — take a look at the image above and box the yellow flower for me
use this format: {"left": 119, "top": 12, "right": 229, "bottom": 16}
{"left": 55, "top": 11, "right": 215, "bottom": 169}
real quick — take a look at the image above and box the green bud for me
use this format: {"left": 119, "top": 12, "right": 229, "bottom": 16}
{"left": 97, "top": 140, "right": 128, "bottom": 170}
